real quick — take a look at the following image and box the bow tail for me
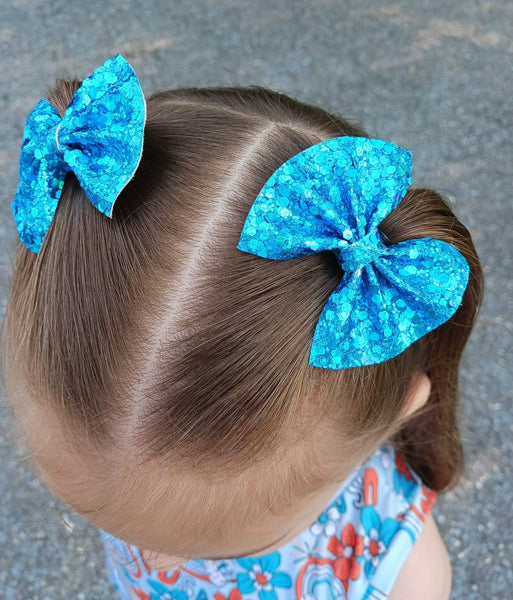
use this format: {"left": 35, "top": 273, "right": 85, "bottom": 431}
{"left": 308, "top": 237, "right": 469, "bottom": 369}
{"left": 310, "top": 266, "right": 406, "bottom": 369}
{"left": 309, "top": 271, "right": 370, "bottom": 369}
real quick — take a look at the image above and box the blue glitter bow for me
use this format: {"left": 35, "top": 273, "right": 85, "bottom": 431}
{"left": 11, "top": 53, "right": 146, "bottom": 254}
{"left": 237, "top": 136, "right": 470, "bottom": 369}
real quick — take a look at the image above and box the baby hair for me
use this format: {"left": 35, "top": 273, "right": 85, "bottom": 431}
{"left": 2, "top": 76, "right": 483, "bottom": 524}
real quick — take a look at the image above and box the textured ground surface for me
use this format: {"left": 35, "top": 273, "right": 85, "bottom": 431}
{"left": 0, "top": 1, "right": 511, "bottom": 599}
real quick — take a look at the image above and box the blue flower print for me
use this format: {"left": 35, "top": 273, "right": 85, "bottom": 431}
{"left": 310, "top": 496, "right": 345, "bottom": 537}
{"left": 236, "top": 552, "right": 292, "bottom": 600}
{"left": 360, "top": 506, "right": 400, "bottom": 580}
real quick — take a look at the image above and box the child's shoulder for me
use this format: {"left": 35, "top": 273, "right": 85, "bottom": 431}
{"left": 388, "top": 513, "right": 452, "bottom": 600}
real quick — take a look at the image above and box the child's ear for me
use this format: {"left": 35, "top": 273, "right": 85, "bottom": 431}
{"left": 400, "top": 371, "right": 432, "bottom": 419}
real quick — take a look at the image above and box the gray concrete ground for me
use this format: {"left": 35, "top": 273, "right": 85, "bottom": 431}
{"left": 0, "top": 1, "right": 511, "bottom": 598}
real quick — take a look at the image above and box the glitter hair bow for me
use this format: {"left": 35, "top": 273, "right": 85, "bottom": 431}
{"left": 237, "top": 136, "right": 470, "bottom": 369}
{"left": 11, "top": 53, "right": 146, "bottom": 254}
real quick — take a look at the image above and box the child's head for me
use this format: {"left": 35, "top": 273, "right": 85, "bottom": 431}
{"left": 2, "top": 65, "right": 483, "bottom": 561}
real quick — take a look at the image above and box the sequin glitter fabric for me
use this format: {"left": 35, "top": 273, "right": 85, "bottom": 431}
{"left": 11, "top": 53, "right": 146, "bottom": 254}
{"left": 237, "top": 136, "right": 470, "bottom": 369}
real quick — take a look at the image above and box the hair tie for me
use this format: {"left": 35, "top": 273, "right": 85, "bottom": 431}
{"left": 11, "top": 53, "right": 147, "bottom": 254}
{"left": 379, "top": 229, "right": 392, "bottom": 246}
{"left": 237, "top": 136, "right": 470, "bottom": 369}
{"left": 54, "top": 121, "right": 62, "bottom": 153}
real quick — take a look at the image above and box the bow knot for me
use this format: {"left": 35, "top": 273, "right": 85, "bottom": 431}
{"left": 336, "top": 228, "right": 389, "bottom": 273}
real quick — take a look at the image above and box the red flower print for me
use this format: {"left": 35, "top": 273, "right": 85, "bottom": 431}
{"left": 395, "top": 451, "right": 414, "bottom": 482}
{"left": 328, "top": 522, "right": 364, "bottom": 587}
{"left": 214, "top": 589, "right": 242, "bottom": 600}
{"left": 132, "top": 588, "right": 151, "bottom": 600}
{"left": 420, "top": 484, "right": 437, "bottom": 515}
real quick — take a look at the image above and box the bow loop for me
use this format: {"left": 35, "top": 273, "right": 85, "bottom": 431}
{"left": 12, "top": 53, "right": 146, "bottom": 254}
{"left": 335, "top": 227, "right": 389, "bottom": 273}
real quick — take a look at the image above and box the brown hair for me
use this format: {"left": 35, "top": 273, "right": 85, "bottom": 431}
{"left": 2, "top": 78, "right": 484, "bottom": 511}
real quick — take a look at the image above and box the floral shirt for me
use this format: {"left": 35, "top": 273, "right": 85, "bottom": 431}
{"left": 99, "top": 444, "right": 436, "bottom": 600}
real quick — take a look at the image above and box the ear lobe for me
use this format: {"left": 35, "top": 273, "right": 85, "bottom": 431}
{"left": 401, "top": 371, "right": 432, "bottom": 418}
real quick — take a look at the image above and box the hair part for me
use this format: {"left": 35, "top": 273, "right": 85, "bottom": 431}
{"left": 2, "top": 78, "right": 484, "bottom": 525}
